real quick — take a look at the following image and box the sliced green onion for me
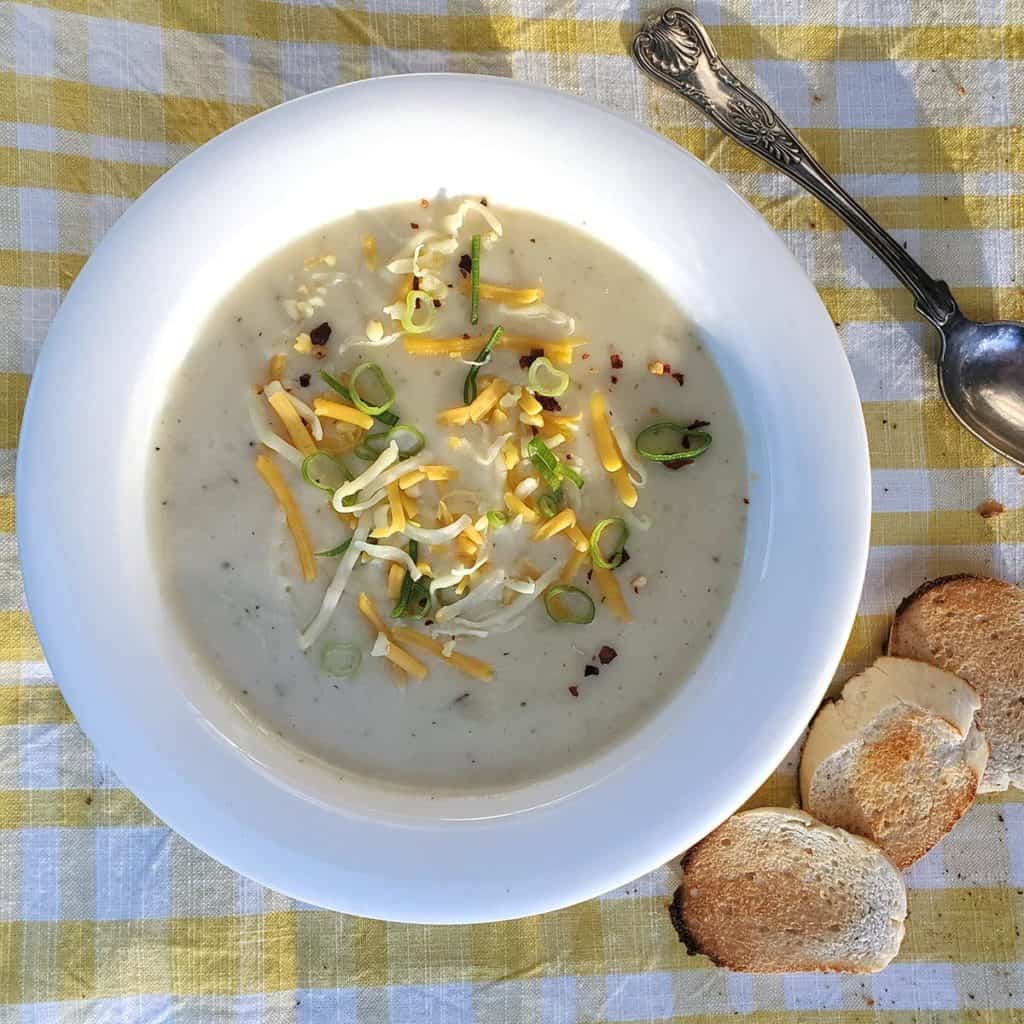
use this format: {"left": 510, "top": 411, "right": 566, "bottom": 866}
{"left": 527, "top": 357, "right": 569, "bottom": 397}
{"left": 301, "top": 452, "right": 350, "bottom": 493}
{"left": 354, "top": 424, "right": 424, "bottom": 461}
{"left": 319, "top": 370, "right": 399, "bottom": 426}
{"left": 322, "top": 642, "right": 362, "bottom": 678}
{"left": 401, "top": 289, "right": 435, "bottom": 334}
{"left": 558, "top": 463, "right": 584, "bottom": 490}
{"left": 463, "top": 324, "right": 504, "bottom": 405}
{"left": 391, "top": 540, "right": 431, "bottom": 619}
{"left": 385, "top": 423, "right": 425, "bottom": 457}
{"left": 470, "top": 233, "right": 481, "bottom": 326}
{"left": 589, "top": 517, "right": 629, "bottom": 569}
{"left": 487, "top": 510, "right": 509, "bottom": 529}
{"left": 543, "top": 585, "right": 596, "bottom": 625}
{"left": 527, "top": 436, "right": 561, "bottom": 489}
{"left": 316, "top": 538, "right": 352, "bottom": 558}
{"left": 349, "top": 362, "right": 396, "bottom": 417}
{"left": 635, "top": 422, "right": 713, "bottom": 463}
{"left": 537, "top": 493, "right": 561, "bottom": 519}
{"left": 354, "top": 432, "right": 391, "bottom": 461}
{"left": 528, "top": 436, "right": 584, "bottom": 492}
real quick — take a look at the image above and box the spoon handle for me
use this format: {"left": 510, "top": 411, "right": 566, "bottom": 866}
{"left": 633, "top": 7, "right": 960, "bottom": 329}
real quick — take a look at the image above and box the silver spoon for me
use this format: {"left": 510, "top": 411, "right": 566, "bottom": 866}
{"left": 633, "top": 7, "right": 1024, "bottom": 466}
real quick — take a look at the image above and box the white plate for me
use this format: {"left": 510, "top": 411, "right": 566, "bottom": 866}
{"left": 17, "top": 75, "right": 869, "bottom": 923}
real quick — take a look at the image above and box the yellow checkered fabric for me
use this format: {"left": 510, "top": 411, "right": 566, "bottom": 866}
{"left": 3, "top": 0, "right": 1024, "bottom": 1017}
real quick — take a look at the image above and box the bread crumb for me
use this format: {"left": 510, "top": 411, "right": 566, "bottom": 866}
{"left": 648, "top": 360, "right": 666, "bottom": 375}
{"left": 978, "top": 499, "right": 1005, "bottom": 519}
{"left": 293, "top": 333, "right": 312, "bottom": 353}
{"left": 366, "top": 319, "right": 384, "bottom": 342}
{"left": 631, "top": 575, "right": 647, "bottom": 594}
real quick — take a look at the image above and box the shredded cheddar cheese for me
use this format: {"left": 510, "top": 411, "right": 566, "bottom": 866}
{"left": 423, "top": 465, "right": 458, "bottom": 482}
{"left": 312, "top": 397, "right": 374, "bottom": 431}
{"left": 267, "top": 389, "right": 317, "bottom": 456}
{"left": 362, "top": 234, "right": 377, "bottom": 271}
{"left": 254, "top": 453, "right": 316, "bottom": 582}
{"left": 504, "top": 492, "right": 538, "bottom": 522}
{"left": 464, "top": 280, "right": 543, "bottom": 305}
{"left": 590, "top": 392, "right": 622, "bottom": 472}
{"left": 398, "top": 469, "right": 426, "bottom": 490}
{"left": 558, "top": 547, "right": 590, "bottom": 587}
{"left": 437, "top": 404, "right": 471, "bottom": 427}
{"left": 467, "top": 379, "right": 509, "bottom": 422}
{"left": 564, "top": 523, "right": 591, "bottom": 553}
{"left": 533, "top": 508, "right": 576, "bottom": 542}
{"left": 403, "top": 333, "right": 585, "bottom": 366}
{"left": 387, "top": 482, "right": 406, "bottom": 535}
{"left": 387, "top": 562, "right": 405, "bottom": 599}
{"left": 358, "top": 593, "right": 428, "bottom": 681}
{"left": 392, "top": 627, "right": 494, "bottom": 682}
{"left": 611, "top": 467, "right": 639, "bottom": 508}
{"left": 593, "top": 565, "right": 632, "bottom": 622}
{"left": 267, "top": 354, "right": 286, "bottom": 382}
{"left": 518, "top": 391, "right": 543, "bottom": 417}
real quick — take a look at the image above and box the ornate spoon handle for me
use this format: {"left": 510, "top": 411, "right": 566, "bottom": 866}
{"left": 632, "top": 7, "right": 959, "bottom": 328}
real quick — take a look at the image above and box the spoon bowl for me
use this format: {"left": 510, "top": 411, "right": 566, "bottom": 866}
{"left": 941, "top": 317, "right": 1024, "bottom": 463}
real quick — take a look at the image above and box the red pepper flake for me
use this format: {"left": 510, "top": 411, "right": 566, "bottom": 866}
{"left": 610, "top": 354, "right": 623, "bottom": 369}
{"left": 537, "top": 395, "right": 561, "bottom": 412}
{"left": 298, "top": 373, "right": 311, "bottom": 388}
{"left": 743, "top": 497, "right": 750, "bottom": 505}
{"left": 663, "top": 363, "right": 672, "bottom": 373}
{"left": 568, "top": 685, "right": 580, "bottom": 697}
{"left": 462, "top": 332, "right": 471, "bottom": 340}
{"left": 598, "top": 645, "right": 618, "bottom": 665}
{"left": 610, "top": 375, "right": 618, "bottom": 384}
{"left": 671, "top": 372, "right": 685, "bottom": 387}
{"left": 581, "top": 352, "right": 590, "bottom": 361}
{"left": 664, "top": 458, "right": 692, "bottom": 471}
{"left": 309, "top": 322, "right": 332, "bottom": 346}
{"left": 480, "top": 197, "right": 489, "bottom": 206}
{"left": 687, "top": 418, "right": 710, "bottom": 430}
{"left": 458, "top": 254, "right": 472, "bottom": 277}
{"left": 410, "top": 222, "right": 420, "bottom": 230}
{"left": 519, "top": 348, "right": 544, "bottom": 369}
{"left": 584, "top": 665, "right": 599, "bottom": 677}
{"left": 432, "top": 298, "right": 442, "bottom": 308}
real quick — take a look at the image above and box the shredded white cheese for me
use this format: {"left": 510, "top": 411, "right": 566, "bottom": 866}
{"left": 404, "top": 515, "right": 474, "bottom": 546}
{"left": 333, "top": 442, "right": 400, "bottom": 507}
{"left": 299, "top": 519, "right": 370, "bottom": 651}
{"left": 248, "top": 392, "right": 303, "bottom": 468}
{"left": 355, "top": 541, "right": 422, "bottom": 580}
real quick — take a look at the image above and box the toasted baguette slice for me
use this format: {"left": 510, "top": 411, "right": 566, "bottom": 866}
{"left": 672, "top": 808, "right": 906, "bottom": 973}
{"left": 799, "top": 656, "right": 988, "bottom": 867}
{"left": 889, "top": 574, "right": 1024, "bottom": 792}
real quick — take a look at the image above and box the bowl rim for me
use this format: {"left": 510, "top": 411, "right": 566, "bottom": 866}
{"left": 16, "top": 72, "right": 870, "bottom": 923}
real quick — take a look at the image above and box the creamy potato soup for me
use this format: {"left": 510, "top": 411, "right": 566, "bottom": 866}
{"left": 149, "top": 197, "right": 748, "bottom": 791}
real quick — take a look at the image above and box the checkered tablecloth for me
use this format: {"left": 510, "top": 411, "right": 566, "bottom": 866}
{"left": 3, "top": 0, "right": 1024, "bottom": 1019}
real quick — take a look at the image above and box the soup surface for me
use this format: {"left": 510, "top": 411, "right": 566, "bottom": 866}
{"left": 149, "top": 197, "right": 748, "bottom": 791}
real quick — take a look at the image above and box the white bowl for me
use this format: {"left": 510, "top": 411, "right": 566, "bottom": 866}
{"left": 17, "top": 75, "right": 869, "bottom": 923}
